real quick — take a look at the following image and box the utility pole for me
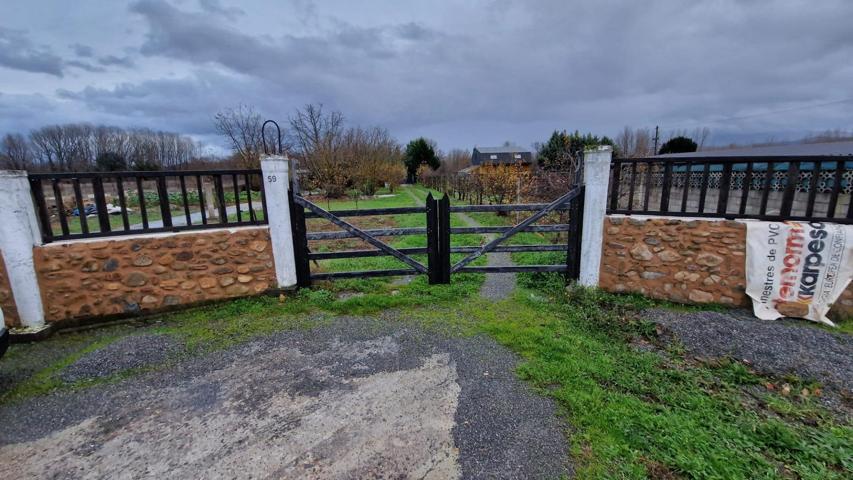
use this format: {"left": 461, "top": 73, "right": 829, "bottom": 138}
{"left": 653, "top": 125, "right": 660, "bottom": 155}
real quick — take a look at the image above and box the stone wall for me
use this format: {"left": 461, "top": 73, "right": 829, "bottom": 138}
{"left": 35, "top": 227, "right": 275, "bottom": 323}
{"left": 599, "top": 216, "right": 853, "bottom": 320}
{"left": 0, "top": 251, "right": 20, "bottom": 327}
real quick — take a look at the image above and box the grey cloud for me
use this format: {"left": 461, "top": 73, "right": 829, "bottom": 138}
{"left": 118, "top": 0, "right": 853, "bottom": 147}
{"left": 0, "top": 28, "right": 64, "bottom": 77}
{"left": 131, "top": 0, "right": 282, "bottom": 73}
{"left": 71, "top": 43, "right": 94, "bottom": 58}
{"left": 98, "top": 55, "right": 136, "bottom": 68}
{"left": 4, "top": 0, "right": 853, "bottom": 151}
{"left": 53, "top": 71, "right": 290, "bottom": 137}
{"left": 198, "top": 0, "right": 245, "bottom": 20}
{"left": 395, "top": 23, "right": 434, "bottom": 41}
{"left": 0, "top": 93, "right": 63, "bottom": 134}
{"left": 67, "top": 60, "right": 106, "bottom": 73}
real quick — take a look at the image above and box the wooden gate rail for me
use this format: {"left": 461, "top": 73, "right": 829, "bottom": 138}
{"left": 292, "top": 194, "right": 428, "bottom": 274}
{"left": 304, "top": 224, "right": 571, "bottom": 240}
{"left": 451, "top": 225, "right": 571, "bottom": 234}
{"left": 450, "top": 187, "right": 583, "bottom": 273}
{"left": 307, "top": 227, "right": 426, "bottom": 240}
{"left": 303, "top": 206, "right": 425, "bottom": 218}
{"left": 449, "top": 204, "right": 572, "bottom": 213}
{"left": 307, "top": 244, "right": 565, "bottom": 261}
{"left": 288, "top": 188, "right": 584, "bottom": 286}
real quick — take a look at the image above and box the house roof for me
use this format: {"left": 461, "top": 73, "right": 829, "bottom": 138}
{"left": 473, "top": 146, "right": 530, "bottom": 154}
{"left": 657, "top": 141, "right": 853, "bottom": 158}
{"left": 471, "top": 146, "right": 533, "bottom": 166}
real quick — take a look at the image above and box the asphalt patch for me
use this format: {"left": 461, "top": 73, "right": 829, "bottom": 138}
{"left": 0, "top": 315, "right": 570, "bottom": 479}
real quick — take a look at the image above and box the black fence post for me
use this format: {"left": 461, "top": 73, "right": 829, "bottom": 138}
{"left": 214, "top": 174, "right": 227, "bottom": 223}
{"left": 660, "top": 161, "right": 673, "bottom": 212}
{"left": 780, "top": 161, "right": 799, "bottom": 218}
{"left": 609, "top": 159, "right": 621, "bottom": 211}
{"left": 426, "top": 193, "right": 440, "bottom": 284}
{"left": 716, "top": 162, "right": 733, "bottom": 217}
{"left": 92, "top": 176, "right": 112, "bottom": 233}
{"left": 288, "top": 189, "right": 311, "bottom": 288}
{"left": 156, "top": 176, "right": 173, "bottom": 228}
{"left": 566, "top": 186, "right": 584, "bottom": 281}
{"left": 439, "top": 194, "right": 451, "bottom": 283}
{"left": 28, "top": 177, "right": 53, "bottom": 243}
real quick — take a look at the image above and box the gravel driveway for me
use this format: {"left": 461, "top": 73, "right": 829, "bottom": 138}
{"left": 644, "top": 308, "right": 853, "bottom": 414}
{"left": 0, "top": 316, "right": 569, "bottom": 479}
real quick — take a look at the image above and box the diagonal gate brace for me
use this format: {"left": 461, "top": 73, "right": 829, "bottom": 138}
{"left": 294, "top": 195, "right": 428, "bottom": 274}
{"left": 450, "top": 187, "right": 581, "bottom": 273}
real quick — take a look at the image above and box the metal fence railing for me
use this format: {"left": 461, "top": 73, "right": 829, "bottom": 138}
{"left": 607, "top": 156, "right": 853, "bottom": 224}
{"left": 28, "top": 169, "right": 267, "bottom": 243}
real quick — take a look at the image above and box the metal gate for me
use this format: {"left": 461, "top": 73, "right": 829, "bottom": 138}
{"left": 288, "top": 187, "right": 584, "bottom": 287}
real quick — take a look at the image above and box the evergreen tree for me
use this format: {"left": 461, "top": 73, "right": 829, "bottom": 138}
{"left": 537, "top": 130, "right": 615, "bottom": 170}
{"left": 658, "top": 136, "right": 698, "bottom": 155}
{"left": 404, "top": 137, "right": 439, "bottom": 183}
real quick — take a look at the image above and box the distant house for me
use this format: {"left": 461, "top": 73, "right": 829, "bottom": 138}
{"left": 466, "top": 146, "right": 533, "bottom": 173}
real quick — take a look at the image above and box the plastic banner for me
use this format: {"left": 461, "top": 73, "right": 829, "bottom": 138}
{"left": 745, "top": 221, "right": 853, "bottom": 326}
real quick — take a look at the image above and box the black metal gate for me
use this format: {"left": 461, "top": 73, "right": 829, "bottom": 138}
{"left": 288, "top": 187, "right": 584, "bottom": 287}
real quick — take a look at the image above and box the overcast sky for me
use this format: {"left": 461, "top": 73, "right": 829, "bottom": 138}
{"left": 2, "top": 0, "right": 852, "bottom": 153}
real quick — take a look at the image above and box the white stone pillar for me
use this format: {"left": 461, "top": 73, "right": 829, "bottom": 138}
{"left": 579, "top": 146, "right": 613, "bottom": 287}
{"left": 202, "top": 178, "right": 218, "bottom": 219}
{"left": 260, "top": 156, "right": 297, "bottom": 288}
{"left": 0, "top": 171, "right": 45, "bottom": 327}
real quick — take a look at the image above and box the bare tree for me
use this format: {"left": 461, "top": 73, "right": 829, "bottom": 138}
{"left": 692, "top": 127, "right": 711, "bottom": 150}
{"left": 616, "top": 126, "right": 635, "bottom": 157}
{"left": 436, "top": 149, "right": 471, "bottom": 174}
{"left": 1, "top": 133, "right": 32, "bottom": 169}
{"left": 22, "top": 123, "right": 202, "bottom": 172}
{"left": 31, "top": 125, "right": 72, "bottom": 171}
{"left": 289, "top": 103, "right": 344, "bottom": 156}
{"left": 344, "top": 126, "right": 403, "bottom": 195}
{"left": 214, "top": 104, "right": 286, "bottom": 169}
{"left": 615, "top": 126, "right": 654, "bottom": 157}
{"left": 289, "top": 104, "right": 347, "bottom": 196}
{"left": 804, "top": 128, "right": 853, "bottom": 143}
{"left": 634, "top": 128, "right": 653, "bottom": 157}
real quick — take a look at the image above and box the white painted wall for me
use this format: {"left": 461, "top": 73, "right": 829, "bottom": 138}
{"left": 0, "top": 171, "right": 46, "bottom": 327}
{"left": 260, "top": 156, "right": 297, "bottom": 288}
{"left": 579, "top": 146, "right": 613, "bottom": 287}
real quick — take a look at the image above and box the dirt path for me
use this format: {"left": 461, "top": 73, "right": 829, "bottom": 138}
{"left": 0, "top": 316, "right": 569, "bottom": 479}
{"left": 403, "top": 186, "right": 517, "bottom": 299}
{"left": 454, "top": 211, "right": 517, "bottom": 301}
{"left": 402, "top": 184, "right": 426, "bottom": 207}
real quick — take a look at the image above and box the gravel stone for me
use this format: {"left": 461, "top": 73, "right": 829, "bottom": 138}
{"left": 454, "top": 211, "right": 517, "bottom": 301}
{"left": 479, "top": 250, "right": 517, "bottom": 301}
{"left": 644, "top": 308, "right": 853, "bottom": 392}
{"left": 60, "top": 334, "right": 182, "bottom": 383}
